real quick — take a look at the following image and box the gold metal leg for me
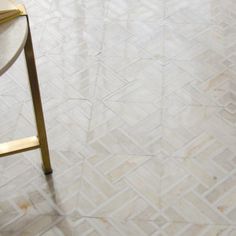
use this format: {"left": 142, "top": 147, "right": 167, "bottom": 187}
{"left": 24, "top": 17, "right": 52, "bottom": 175}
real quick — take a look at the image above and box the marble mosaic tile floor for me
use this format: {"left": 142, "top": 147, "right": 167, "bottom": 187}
{"left": 0, "top": 0, "right": 236, "bottom": 235}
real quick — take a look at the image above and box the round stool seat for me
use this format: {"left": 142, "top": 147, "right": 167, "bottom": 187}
{"left": 0, "top": 17, "right": 27, "bottom": 76}
{"left": 0, "top": 14, "right": 52, "bottom": 175}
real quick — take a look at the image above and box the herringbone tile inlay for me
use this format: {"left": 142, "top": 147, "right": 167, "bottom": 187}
{"left": 0, "top": 0, "right": 236, "bottom": 235}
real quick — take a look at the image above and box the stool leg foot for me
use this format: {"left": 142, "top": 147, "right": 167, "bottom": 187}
{"left": 42, "top": 164, "right": 53, "bottom": 175}
{"left": 24, "top": 17, "right": 52, "bottom": 175}
{"left": 40, "top": 145, "right": 53, "bottom": 175}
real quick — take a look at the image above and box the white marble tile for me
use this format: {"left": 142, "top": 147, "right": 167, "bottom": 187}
{"left": 162, "top": 105, "right": 236, "bottom": 157}
{"left": 160, "top": 157, "right": 236, "bottom": 225}
{"left": 0, "top": 0, "right": 236, "bottom": 234}
{"left": 75, "top": 157, "right": 162, "bottom": 219}
{"left": 164, "top": 23, "right": 236, "bottom": 60}
{"left": 107, "top": 0, "right": 164, "bottom": 21}
{"left": 165, "top": 0, "right": 220, "bottom": 24}
{"left": 162, "top": 61, "right": 223, "bottom": 106}
{"left": 88, "top": 101, "right": 162, "bottom": 155}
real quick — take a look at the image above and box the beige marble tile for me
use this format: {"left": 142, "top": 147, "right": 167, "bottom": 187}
{"left": 160, "top": 157, "right": 236, "bottom": 225}
{"left": 162, "top": 61, "right": 217, "bottom": 106}
{"left": 0, "top": 172, "right": 60, "bottom": 230}
{"left": 165, "top": 24, "right": 220, "bottom": 59}
{"left": 162, "top": 105, "right": 236, "bottom": 156}
{"left": 93, "top": 63, "right": 127, "bottom": 100}
{"left": 99, "top": 57, "right": 163, "bottom": 104}
{"left": 88, "top": 101, "right": 162, "bottom": 155}
{"left": 191, "top": 69, "right": 236, "bottom": 107}
{"left": 210, "top": 0, "right": 236, "bottom": 25}
{"left": 103, "top": 78, "right": 162, "bottom": 104}
{"left": 0, "top": 0, "right": 236, "bottom": 234}
{"left": 165, "top": 0, "right": 221, "bottom": 24}
{"left": 0, "top": 151, "right": 84, "bottom": 223}
{"left": 99, "top": 39, "right": 152, "bottom": 72}
{"left": 117, "top": 59, "right": 163, "bottom": 83}
{"left": 75, "top": 157, "right": 162, "bottom": 220}
{"left": 107, "top": 0, "right": 164, "bottom": 21}
{"left": 19, "top": 98, "right": 92, "bottom": 153}
{"left": 1, "top": 215, "right": 63, "bottom": 236}
{"left": 39, "top": 217, "right": 236, "bottom": 236}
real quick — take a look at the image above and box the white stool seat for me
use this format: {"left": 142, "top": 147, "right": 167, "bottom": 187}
{"left": 0, "top": 15, "right": 52, "bottom": 175}
{"left": 0, "top": 17, "right": 27, "bottom": 76}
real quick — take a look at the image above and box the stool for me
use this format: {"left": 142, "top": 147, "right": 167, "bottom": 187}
{"left": 0, "top": 15, "right": 52, "bottom": 175}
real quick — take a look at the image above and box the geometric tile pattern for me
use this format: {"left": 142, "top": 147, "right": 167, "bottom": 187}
{"left": 0, "top": 0, "right": 236, "bottom": 235}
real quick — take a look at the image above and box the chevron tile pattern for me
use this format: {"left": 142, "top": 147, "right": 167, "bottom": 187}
{"left": 0, "top": 0, "right": 236, "bottom": 235}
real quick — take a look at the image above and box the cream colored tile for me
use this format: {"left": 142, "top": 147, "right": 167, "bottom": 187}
{"left": 88, "top": 101, "right": 162, "bottom": 155}
{"left": 99, "top": 21, "right": 134, "bottom": 48}
{"left": 19, "top": 99, "right": 92, "bottom": 152}
{"left": 164, "top": 23, "right": 236, "bottom": 60}
{"left": 32, "top": 166, "right": 83, "bottom": 215}
{"left": 117, "top": 59, "right": 163, "bottom": 83}
{"left": 40, "top": 218, "right": 74, "bottom": 236}
{"left": 41, "top": 217, "right": 236, "bottom": 236}
{"left": 1, "top": 215, "right": 62, "bottom": 236}
{"left": 162, "top": 222, "right": 236, "bottom": 236}
{"left": 162, "top": 61, "right": 216, "bottom": 106}
{"left": 0, "top": 0, "right": 236, "bottom": 233}
{"left": 160, "top": 157, "right": 236, "bottom": 225}
{"left": 107, "top": 0, "right": 164, "bottom": 21}
{"left": 93, "top": 64, "right": 127, "bottom": 100}
{"left": 162, "top": 105, "right": 236, "bottom": 157}
{"left": 192, "top": 69, "right": 236, "bottom": 107}
{"left": 0, "top": 176, "right": 61, "bottom": 230}
{"left": 75, "top": 157, "right": 162, "bottom": 220}
{"left": 210, "top": 0, "right": 236, "bottom": 25}
{"left": 104, "top": 79, "right": 162, "bottom": 104}
{"left": 99, "top": 39, "right": 151, "bottom": 72}
{"left": 165, "top": 0, "right": 220, "bottom": 23}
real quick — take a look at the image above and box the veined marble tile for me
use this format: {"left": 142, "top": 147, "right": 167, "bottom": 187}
{"left": 0, "top": 215, "right": 63, "bottom": 236}
{"left": 192, "top": 69, "right": 236, "bottom": 107}
{"left": 1, "top": 0, "right": 236, "bottom": 234}
{"left": 31, "top": 162, "right": 84, "bottom": 215}
{"left": 0, "top": 150, "right": 84, "bottom": 221}
{"left": 50, "top": 0, "right": 110, "bottom": 19}
{"left": 75, "top": 157, "right": 162, "bottom": 220}
{"left": 93, "top": 63, "right": 127, "bottom": 100}
{"left": 164, "top": 23, "right": 236, "bottom": 60}
{"left": 101, "top": 59, "right": 163, "bottom": 103}
{"left": 173, "top": 52, "right": 227, "bottom": 82}
{"left": 0, "top": 169, "right": 60, "bottom": 230}
{"left": 0, "top": 103, "right": 36, "bottom": 143}
{"left": 107, "top": 0, "right": 164, "bottom": 21}
{"left": 43, "top": 18, "right": 104, "bottom": 55}
{"left": 99, "top": 20, "right": 135, "bottom": 48}
{"left": 103, "top": 79, "right": 162, "bottom": 104}
{"left": 132, "top": 24, "right": 165, "bottom": 63}
{"left": 99, "top": 38, "right": 152, "bottom": 72}
{"left": 162, "top": 106, "right": 235, "bottom": 155}
{"left": 20, "top": 98, "right": 92, "bottom": 151}
{"left": 21, "top": 0, "right": 52, "bottom": 28}
{"left": 117, "top": 59, "right": 163, "bottom": 83}
{"left": 162, "top": 61, "right": 223, "bottom": 106}
{"left": 1, "top": 217, "right": 236, "bottom": 236}
{"left": 165, "top": 0, "right": 220, "bottom": 24}
{"left": 88, "top": 101, "right": 162, "bottom": 155}
{"left": 210, "top": 0, "right": 236, "bottom": 25}
{"left": 73, "top": 218, "right": 236, "bottom": 236}
{"left": 160, "top": 157, "right": 236, "bottom": 225}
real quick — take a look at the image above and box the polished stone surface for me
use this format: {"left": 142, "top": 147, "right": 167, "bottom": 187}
{"left": 0, "top": 0, "right": 236, "bottom": 235}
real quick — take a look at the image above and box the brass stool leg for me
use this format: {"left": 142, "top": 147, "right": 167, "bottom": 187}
{"left": 24, "top": 18, "right": 52, "bottom": 175}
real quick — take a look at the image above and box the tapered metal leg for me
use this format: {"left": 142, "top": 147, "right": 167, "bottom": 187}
{"left": 24, "top": 17, "right": 52, "bottom": 175}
